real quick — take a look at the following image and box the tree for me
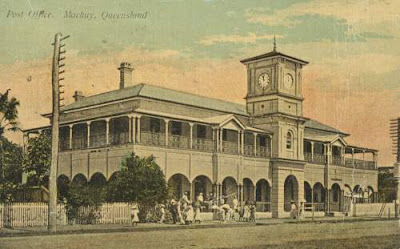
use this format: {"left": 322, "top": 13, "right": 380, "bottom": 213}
{"left": 0, "top": 89, "right": 21, "bottom": 201}
{"left": 0, "top": 137, "right": 23, "bottom": 183}
{"left": 0, "top": 137, "right": 23, "bottom": 202}
{"left": 0, "top": 89, "right": 20, "bottom": 137}
{"left": 23, "top": 131, "right": 51, "bottom": 187}
{"left": 107, "top": 153, "right": 168, "bottom": 221}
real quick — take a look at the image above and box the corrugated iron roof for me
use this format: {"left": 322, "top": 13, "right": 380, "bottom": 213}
{"left": 61, "top": 83, "right": 248, "bottom": 116}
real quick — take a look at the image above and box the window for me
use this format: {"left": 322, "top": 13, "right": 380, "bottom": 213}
{"left": 286, "top": 132, "right": 292, "bottom": 149}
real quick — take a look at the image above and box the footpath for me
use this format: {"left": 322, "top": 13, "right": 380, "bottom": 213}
{"left": 0, "top": 216, "right": 392, "bottom": 238}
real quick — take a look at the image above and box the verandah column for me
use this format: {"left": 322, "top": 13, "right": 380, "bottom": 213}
{"left": 241, "top": 131, "right": 245, "bottom": 154}
{"left": 253, "top": 132, "right": 257, "bottom": 156}
{"left": 220, "top": 128, "right": 223, "bottom": 152}
{"left": 237, "top": 131, "right": 241, "bottom": 154}
{"left": 189, "top": 122, "right": 193, "bottom": 149}
{"left": 105, "top": 118, "right": 110, "bottom": 145}
{"left": 131, "top": 115, "right": 136, "bottom": 143}
{"left": 86, "top": 121, "right": 91, "bottom": 148}
{"left": 136, "top": 115, "right": 141, "bottom": 143}
{"left": 164, "top": 118, "right": 170, "bottom": 147}
{"left": 128, "top": 115, "right": 132, "bottom": 143}
{"left": 68, "top": 124, "right": 73, "bottom": 149}
{"left": 310, "top": 141, "right": 314, "bottom": 162}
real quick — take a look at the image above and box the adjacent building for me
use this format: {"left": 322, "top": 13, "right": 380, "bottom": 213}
{"left": 24, "top": 49, "right": 379, "bottom": 218}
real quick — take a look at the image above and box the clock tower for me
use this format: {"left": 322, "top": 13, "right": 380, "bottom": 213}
{"left": 240, "top": 40, "right": 308, "bottom": 161}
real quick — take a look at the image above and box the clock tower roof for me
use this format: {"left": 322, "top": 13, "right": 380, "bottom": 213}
{"left": 240, "top": 50, "right": 309, "bottom": 65}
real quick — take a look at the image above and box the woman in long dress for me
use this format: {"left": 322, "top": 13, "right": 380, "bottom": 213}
{"left": 186, "top": 204, "right": 194, "bottom": 225}
{"left": 130, "top": 203, "right": 140, "bottom": 226}
{"left": 194, "top": 200, "right": 202, "bottom": 224}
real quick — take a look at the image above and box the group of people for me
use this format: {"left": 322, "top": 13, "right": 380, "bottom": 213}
{"left": 289, "top": 200, "right": 306, "bottom": 220}
{"left": 213, "top": 196, "right": 257, "bottom": 223}
{"left": 129, "top": 192, "right": 261, "bottom": 226}
{"left": 169, "top": 192, "right": 203, "bottom": 225}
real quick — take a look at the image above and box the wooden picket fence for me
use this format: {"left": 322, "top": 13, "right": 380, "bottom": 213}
{"left": 0, "top": 202, "right": 132, "bottom": 228}
{"left": 0, "top": 203, "right": 67, "bottom": 228}
{"left": 73, "top": 203, "right": 132, "bottom": 225}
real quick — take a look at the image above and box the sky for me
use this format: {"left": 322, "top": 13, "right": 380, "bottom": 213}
{"left": 0, "top": 0, "right": 399, "bottom": 166}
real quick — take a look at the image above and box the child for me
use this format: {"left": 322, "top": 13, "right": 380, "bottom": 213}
{"left": 186, "top": 203, "right": 194, "bottom": 225}
{"left": 130, "top": 203, "right": 140, "bottom": 226}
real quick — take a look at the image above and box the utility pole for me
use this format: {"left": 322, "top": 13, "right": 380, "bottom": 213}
{"left": 48, "top": 33, "right": 69, "bottom": 232}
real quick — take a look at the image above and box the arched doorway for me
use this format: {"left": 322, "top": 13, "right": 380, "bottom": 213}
{"left": 89, "top": 173, "right": 107, "bottom": 187}
{"left": 331, "top": 183, "right": 341, "bottom": 211}
{"left": 168, "top": 174, "right": 191, "bottom": 200}
{"left": 243, "top": 178, "right": 254, "bottom": 203}
{"left": 222, "top": 177, "right": 238, "bottom": 206}
{"left": 313, "top": 182, "right": 325, "bottom": 211}
{"left": 193, "top": 175, "right": 213, "bottom": 200}
{"left": 304, "top": 181, "right": 312, "bottom": 203}
{"left": 71, "top": 174, "right": 87, "bottom": 186}
{"left": 256, "top": 179, "right": 271, "bottom": 212}
{"left": 284, "top": 175, "right": 298, "bottom": 211}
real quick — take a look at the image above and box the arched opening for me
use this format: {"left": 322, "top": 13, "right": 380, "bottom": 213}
{"left": 89, "top": 173, "right": 107, "bottom": 187}
{"left": 168, "top": 174, "right": 191, "bottom": 200}
{"left": 284, "top": 175, "right": 298, "bottom": 211}
{"left": 222, "top": 177, "right": 238, "bottom": 206}
{"left": 313, "top": 182, "right": 325, "bottom": 211}
{"left": 108, "top": 172, "right": 120, "bottom": 182}
{"left": 57, "top": 175, "right": 70, "bottom": 200}
{"left": 330, "top": 183, "right": 341, "bottom": 211}
{"left": 367, "top": 186, "right": 374, "bottom": 203}
{"left": 304, "top": 181, "right": 312, "bottom": 203}
{"left": 71, "top": 174, "right": 87, "bottom": 186}
{"left": 353, "top": 185, "right": 362, "bottom": 193}
{"left": 344, "top": 184, "right": 352, "bottom": 197}
{"left": 255, "top": 179, "right": 271, "bottom": 212}
{"left": 243, "top": 178, "right": 254, "bottom": 203}
{"left": 353, "top": 185, "right": 364, "bottom": 203}
{"left": 193, "top": 175, "right": 213, "bottom": 201}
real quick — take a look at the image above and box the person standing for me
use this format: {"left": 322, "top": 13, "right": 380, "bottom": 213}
{"left": 170, "top": 199, "right": 177, "bottom": 224}
{"left": 290, "top": 201, "right": 298, "bottom": 220}
{"left": 159, "top": 204, "right": 166, "bottom": 224}
{"left": 243, "top": 202, "right": 250, "bottom": 222}
{"left": 232, "top": 195, "right": 239, "bottom": 221}
{"left": 249, "top": 203, "right": 256, "bottom": 222}
{"left": 130, "top": 203, "right": 140, "bottom": 227}
{"left": 186, "top": 203, "right": 194, "bottom": 225}
{"left": 194, "top": 199, "right": 202, "bottom": 224}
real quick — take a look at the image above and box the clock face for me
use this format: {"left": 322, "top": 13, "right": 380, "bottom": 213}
{"left": 258, "top": 73, "right": 270, "bottom": 90}
{"left": 284, "top": 73, "right": 294, "bottom": 89}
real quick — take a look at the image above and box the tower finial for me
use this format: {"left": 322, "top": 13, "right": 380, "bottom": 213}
{"left": 273, "top": 35, "right": 277, "bottom": 52}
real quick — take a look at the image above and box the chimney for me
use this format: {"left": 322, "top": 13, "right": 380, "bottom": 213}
{"left": 73, "top": 91, "right": 84, "bottom": 102}
{"left": 118, "top": 62, "right": 133, "bottom": 89}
